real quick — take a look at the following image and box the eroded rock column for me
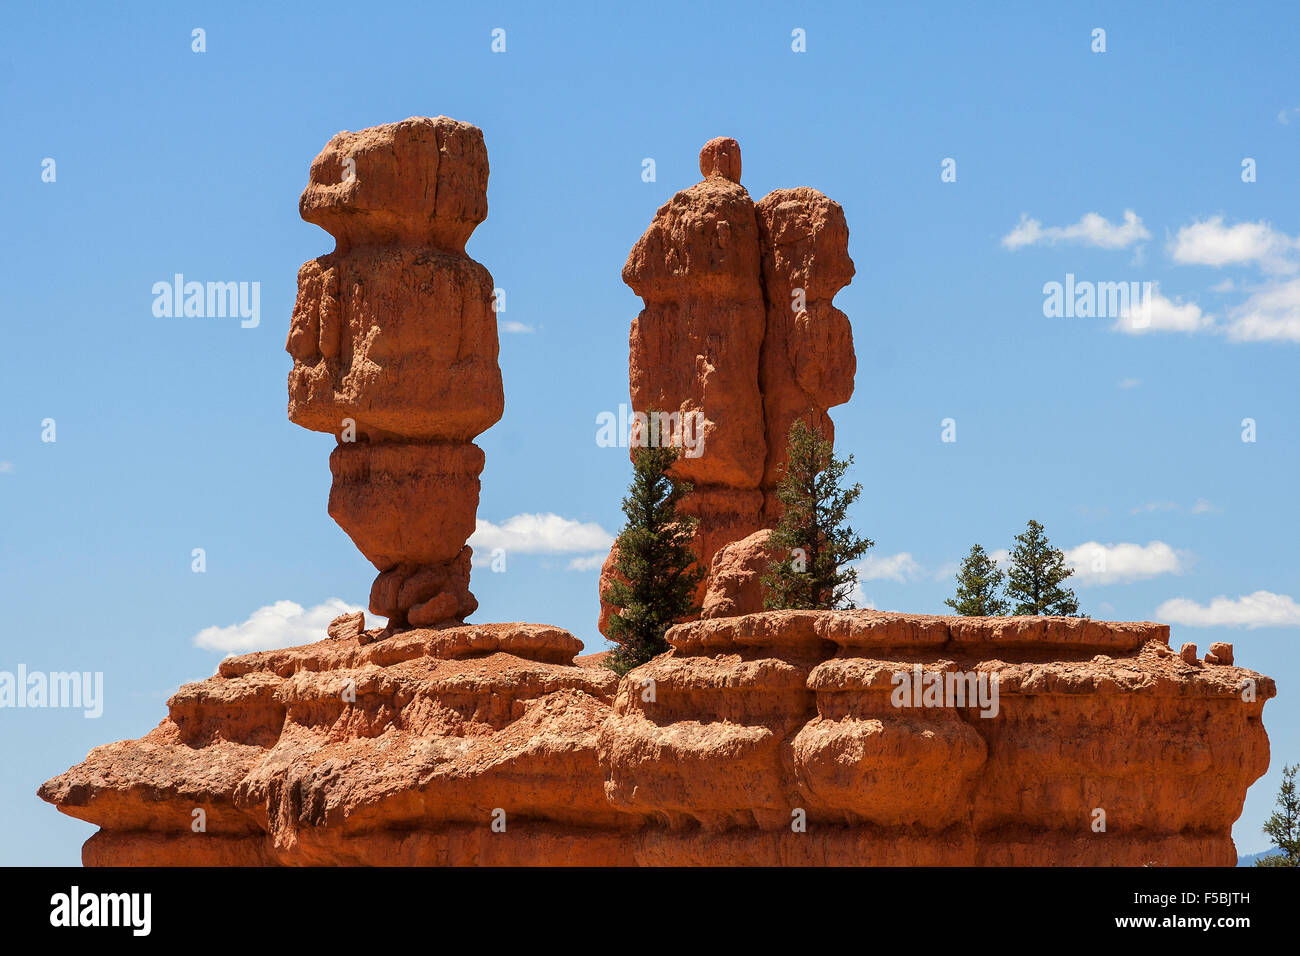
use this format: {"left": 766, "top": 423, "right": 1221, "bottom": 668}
{"left": 286, "top": 116, "right": 503, "bottom": 628}
{"left": 622, "top": 137, "right": 770, "bottom": 567}
{"left": 602, "top": 138, "right": 858, "bottom": 635}
{"left": 755, "top": 187, "right": 856, "bottom": 523}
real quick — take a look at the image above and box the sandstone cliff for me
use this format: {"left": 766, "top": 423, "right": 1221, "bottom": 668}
{"left": 40, "top": 612, "right": 1272, "bottom": 865}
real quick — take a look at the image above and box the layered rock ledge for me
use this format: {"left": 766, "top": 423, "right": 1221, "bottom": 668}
{"left": 40, "top": 612, "right": 1273, "bottom": 866}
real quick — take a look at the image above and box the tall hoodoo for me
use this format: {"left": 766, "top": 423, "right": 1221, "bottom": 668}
{"left": 285, "top": 116, "right": 503, "bottom": 629}
{"left": 602, "top": 138, "right": 857, "bottom": 636}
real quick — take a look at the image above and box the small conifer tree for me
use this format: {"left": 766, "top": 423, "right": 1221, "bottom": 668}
{"left": 762, "top": 419, "right": 873, "bottom": 610}
{"left": 1004, "top": 519, "right": 1080, "bottom": 616}
{"left": 1256, "top": 764, "right": 1300, "bottom": 866}
{"left": 945, "top": 544, "right": 1009, "bottom": 615}
{"left": 602, "top": 421, "right": 704, "bottom": 675}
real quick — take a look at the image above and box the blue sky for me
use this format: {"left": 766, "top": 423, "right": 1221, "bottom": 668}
{"left": 2, "top": 0, "right": 1297, "bottom": 865}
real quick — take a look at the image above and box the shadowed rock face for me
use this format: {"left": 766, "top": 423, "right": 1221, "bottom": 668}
{"left": 601, "top": 139, "right": 856, "bottom": 637}
{"left": 285, "top": 117, "right": 503, "bottom": 628}
{"left": 39, "top": 613, "right": 1272, "bottom": 866}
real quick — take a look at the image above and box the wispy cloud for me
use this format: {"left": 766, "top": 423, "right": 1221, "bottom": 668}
{"left": 856, "top": 551, "right": 923, "bottom": 583}
{"left": 566, "top": 553, "right": 607, "bottom": 572}
{"left": 1157, "top": 590, "right": 1300, "bottom": 629}
{"left": 1223, "top": 277, "right": 1300, "bottom": 343}
{"left": 499, "top": 320, "right": 535, "bottom": 334}
{"left": 1002, "top": 210, "right": 1149, "bottom": 250}
{"left": 1129, "top": 501, "right": 1178, "bottom": 515}
{"left": 1129, "top": 499, "right": 1216, "bottom": 516}
{"left": 0, "top": 462, "right": 13, "bottom": 474}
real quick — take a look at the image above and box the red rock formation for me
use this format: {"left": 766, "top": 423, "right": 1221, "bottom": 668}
{"left": 604, "top": 612, "right": 1273, "bottom": 864}
{"left": 601, "top": 139, "right": 856, "bottom": 639}
{"left": 286, "top": 117, "right": 502, "bottom": 627}
{"left": 700, "top": 528, "right": 772, "bottom": 619}
{"left": 755, "top": 188, "right": 856, "bottom": 522}
{"left": 600, "top": 136, "right": 857, "bottom": 642}
{"left": 622, "top": 137, "right": 768, "bottom": 493}
{"left": 40, "top": 612, "right": 1274, "bottom": 865}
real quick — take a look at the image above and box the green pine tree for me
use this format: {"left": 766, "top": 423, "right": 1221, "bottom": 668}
{"left": 601, "top": 431, "right": 705, "bottom": 675}
{"left": 762, "top": 419, "right": 873, "bottom": 610}
{"left": 1256, "top": 763, "right": 1300, "bottom": 866}
{"left": 1004, "top": 519, "right": 1080, "bottom": 616}
{"left": 945, "top": 544, "right": 1009, "bottom": 615}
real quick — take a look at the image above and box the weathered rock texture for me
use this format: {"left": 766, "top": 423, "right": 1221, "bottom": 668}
{"left": 700, "top": 528, "right": 773, "bottom": 619}
{"left": 41, "top": 612, "right": 1272, "bottom": 866}
{"left": 286, "top": 116, "right": 502, "bottom": 627}
{"left": 601, "top": 139, "right": 855, "bottom": 636}
{"left": 755, "top": 188, "right": 856, "bottom": 521}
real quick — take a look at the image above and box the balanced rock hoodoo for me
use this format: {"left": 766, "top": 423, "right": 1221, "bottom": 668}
{"left": 286, "top": 116, "right": 503, "bottom": 628}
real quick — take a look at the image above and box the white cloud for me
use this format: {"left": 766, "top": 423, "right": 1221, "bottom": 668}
{"left": 0, "top": 462, "right": 13, "bottom": 474}
{"left": 500, "top": 320, "right": 534, "bottom": 334}
{"left": 566, "top": 553, "right": 607, "bottom": 572}
{"left": 856, "top": 551, "right": 922, "bottom": 583}
{"left": 1279, "top": 106, "right": 1300, "bottom": 125}
{"left": 1002, "top": 210, "right": 1150, "bottom": 250}
{"left": 1211, "top": 278, "right": 1236, "bottom": 293}
{"left": 1129, "top": 501, "right": 1178, "bottom": 515}
{"left": 984, "top": 543, "right": 1183, "bottom": 586}
{"left": 1126, "top": 499, "right": 1215, "bottom": 516}
{"left": 1223, "top": 277, "right": 1300, "bottom": 343}
{"left": 469, "top": 513, "right": 615, "bottom": 557}
{"left": 1118, "top": 377, "right": 1142, "bottom": 389}
{"left": 1065, "top": 541, "right": 1184, "bottom": 586}
{"left": 1113, "top": 288, "right": 1211, "bottom": 335}
{"left": 1156, "top": 590, "right": 1300, "bottom": 629}
{"left": 1169, "top": 217, "right": 1298, "bottom": 274}
{"left": 193, "top": 598, "right": 376, "bottom": 653}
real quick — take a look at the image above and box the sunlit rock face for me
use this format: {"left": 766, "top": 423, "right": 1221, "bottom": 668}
{"left": 285, "top": 117, "right": 503, "bottom": 628}
{"left": 40, "top": 612, "right": 1271, "bottom": 866}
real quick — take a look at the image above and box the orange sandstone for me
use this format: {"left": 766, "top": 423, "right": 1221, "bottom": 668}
{"left": 285, "top": 117, "right": 502, "bottom": 627}
{"left": 601, "top": 138, "right": 856, "bottom": 636}
{"left": 39, "top": 612, "right": 1273, "bottom": 866}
